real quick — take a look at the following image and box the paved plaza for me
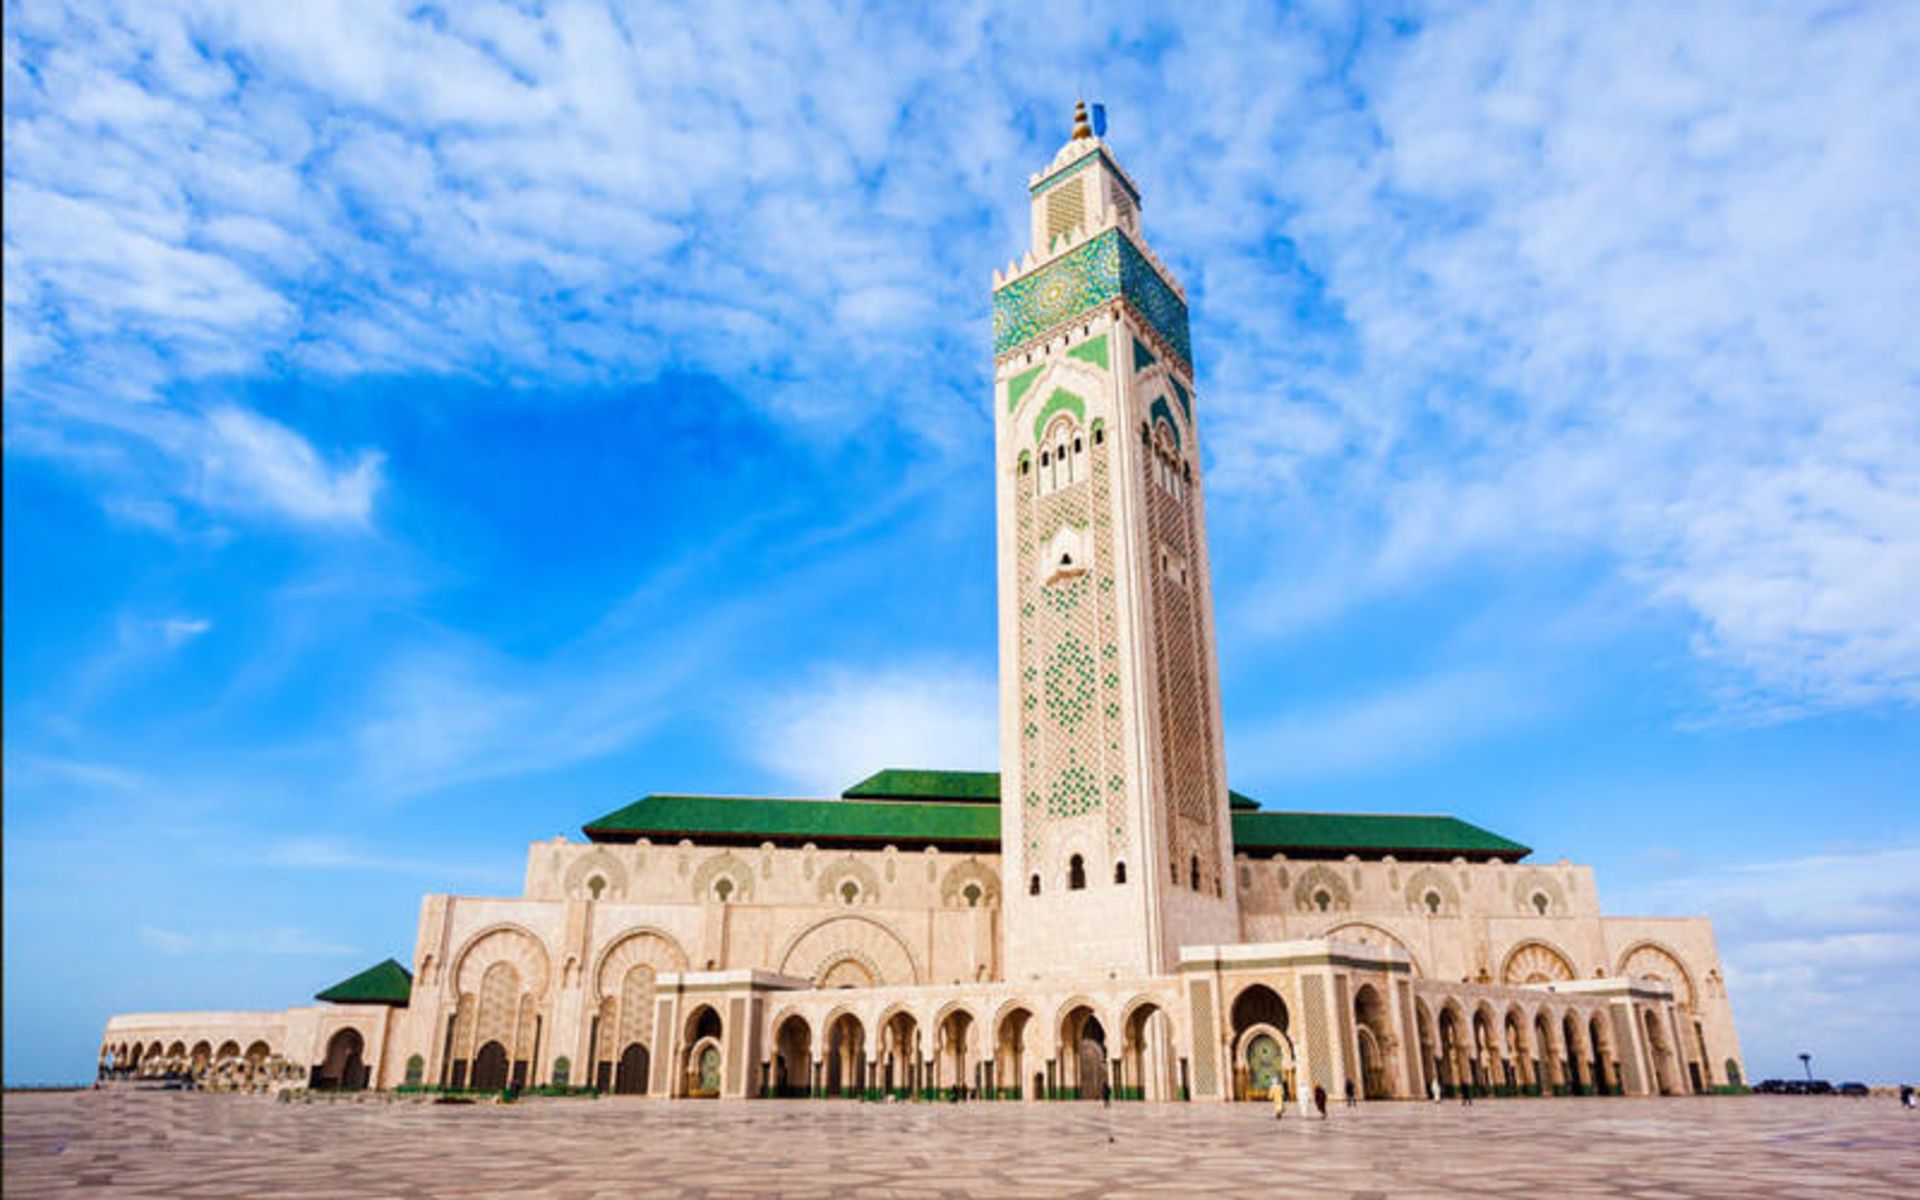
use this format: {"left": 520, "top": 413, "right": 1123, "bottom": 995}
{"left": 4, "top": 1091, "right": 1914, "bottom": 1198}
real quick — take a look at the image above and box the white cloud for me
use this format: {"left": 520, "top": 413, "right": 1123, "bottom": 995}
{"left": 259, "top": 836, "right": 516, "bottom": 887}
{"left": 197, "top": 406, "right": 381, "bottom": 526}
{"left": 4, "top": 1, "right": 1916, "bottom": 717}
{"left": 1229, "top": 670, "right": 1544, "bottom": 783}
{"left": 1189, "top": 3, "right": 1920, "bottom": 717}
{"left": 153, "top": 616, "right": 212, "bottom": 647}
{"left": 136, "top": 923, "right": 359, "bottom": 957}
{"left": 1619, "top": 843, "right": 1920, "bottom": 1082}
{"left": 749, "top": 660, "right": 999, "bottom": 797}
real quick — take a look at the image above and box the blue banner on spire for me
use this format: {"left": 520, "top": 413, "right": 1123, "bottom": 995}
{"left": 1090, "top": 103, "right": 1107, "bottom": 136}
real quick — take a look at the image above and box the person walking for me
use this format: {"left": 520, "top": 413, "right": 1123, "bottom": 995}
{"left": 1429, "top": 1076, "right": 1441, "bottom": 1103}
{"left": 1271, "top": 1079, "right": 1287, "bottom": 1120}
{"left": 1459, "top": 1079, "right": 1474, "bottom": 1107}
{"left": 1344, "top": 1078, "right": 1357, "bottom": 1108}
{"left": 1312, "top": 1083, "right": 1328, "bottom": 1119}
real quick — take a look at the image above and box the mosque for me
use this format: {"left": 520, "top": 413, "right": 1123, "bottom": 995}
{"left": 101, "top": 105, "right": 1745, "bottom": 1105}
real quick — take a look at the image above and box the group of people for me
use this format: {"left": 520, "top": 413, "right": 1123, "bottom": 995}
{"left": 1269, "top": 1077, "right": 1359, "bottom": 1119}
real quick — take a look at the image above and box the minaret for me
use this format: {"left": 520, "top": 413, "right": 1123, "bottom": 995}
{"left": 993, "top": 104, "right": 1237, "bottom": 982}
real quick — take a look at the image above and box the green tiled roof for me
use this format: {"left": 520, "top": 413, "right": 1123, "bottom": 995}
{"left": 585, "top": 794, "right": 1001, "bottom": 849}
{"left": 1231, "top": 811, "right": 1529, "bottom": 860}
{"left": 315, "top": 958, "right": 413, "bottom": 1006}
{"left": 583, "top": 771, "right": 1527, "bottom": 861}
{"left": 841, "top": 769, "right": 1002, "bottom": 803}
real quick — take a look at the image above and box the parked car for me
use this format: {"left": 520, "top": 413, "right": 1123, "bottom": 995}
{"left": 1754, "top": 1079, "right": 1789, "bottom": 1094}
{"left": 1837, "top": 1081, "right": 1869, "bottom": 1097}
{"left": 1808, "top": 1080, "right": 1834, "bottom": 1095}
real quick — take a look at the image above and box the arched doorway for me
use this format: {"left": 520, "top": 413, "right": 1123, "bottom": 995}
{"left": 1414, "top": 1001, "right": 1438, "bottom": 1095}
{"left": 1230, "top": 983, "right": 1292, "bottom": 1102}
{"left": 824, "top": 1012, "right": 865, "bottom": 1097}
{"left": 471, "top": 1040, "right": 509, "bottom": 1092}
{"left": 682, "top": 1005, "right": 723, "bottom": 1098}
{"left": 937, "top": 1008, "right": 975, "bottom": 1094}
{"left": 773, "top": 1015, "right": 811, "bottom": 1098}
{"left": 1588, "top": 1013, "right": 1614, "bottom": 1094}
{"left": 1122, "top": 1002, "right": 1175, "bottom": 1101}
{"left": 1532, "top": 1012, "right": 1558, "bottom": 1091}
{"left": 316, "top": 1029, "right": 367, "bottom": 1091}
{"left": 1562, "top": 1012, "right": 1586, "bottom": 1093}
{"left": 1352, "top": 984, "right": 1395, "bottom": 1099}
{"left": 1502, "top": 1008, "right": 1529, "bottom": 1092}
{"left": 615, "top": 1042, "right": 650, "bottom": 1094}
{"left": 995, "top": 1007, "right": 1032, "bottom": 1100}
{"left": 881, "top": 1010, "right": 919, "bottom": 1096}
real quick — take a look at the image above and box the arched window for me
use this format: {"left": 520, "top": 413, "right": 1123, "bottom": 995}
{"left": 1532, "top": 892, "right": 1550, "bottom": 916}
{"left": 587, "top": 875, "right": 606, "bottom": 900}
{"left": 840, "top": 880, "right": 859, "bottom": 905}
{"left": 963, "top": 883, "right": 982, "bottom": 908}
{"left": 1189, "top": 856, "right": 1200, "bottom": 890}
{"left": 1068, "top": 855, "right": 1086, "bottom": 891}
{"left": 1314, "top": 889, "right": 1332, "bottom": 912}
{"left": 1424, "top": 890, "right": 1442, "bottom": 915}
{"left": 714, "top": 878, "right": 733, "bottom": 903}
{"left": 1029, "top": 874, "right": 1041, "bottom": 896}
{"left": 1113, "top": 861, "right": 1127, "bottom": 884}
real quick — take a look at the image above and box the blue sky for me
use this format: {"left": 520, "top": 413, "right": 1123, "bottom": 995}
{"left": 4, "top": 1, "right": 1917, "bottom": 1086}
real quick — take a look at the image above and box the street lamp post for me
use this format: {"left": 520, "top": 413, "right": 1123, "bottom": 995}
{"left": 1797, "top": 1053, "right": 1813, "bottom": 1084}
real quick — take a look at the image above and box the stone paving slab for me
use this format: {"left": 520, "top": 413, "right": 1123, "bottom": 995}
{"left": 4, "top": 1092, "right": 1916, "bottom": 1198}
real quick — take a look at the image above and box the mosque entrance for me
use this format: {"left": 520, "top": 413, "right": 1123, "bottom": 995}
{"left": 695, "top": 1045, "right": 722, "bottom": 1096}
{"left": 1076, "top": 1019, "right": 1107, "bottom": 1099}
{"left": 1246, "top": 1035, "right": 1284, "bottom": 1097}
{"left": 314, "top": 1028, "right": 367, "bottom": 1091}
{"left": 470, "top": 1040, "right": 509, "bottom": 1092}
{"left": 615, "top": 1042, "right": 650, "bottom": 1095}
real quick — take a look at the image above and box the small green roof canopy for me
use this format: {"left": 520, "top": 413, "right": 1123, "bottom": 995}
{"left": 584, "top": 771, "right": 1529, "bottom": 862}
{"left": 841, "top": 769, "right": 1001, "bottom": 803}
{"left": 315, "top": 958, "right": 413, "bottom": 1007}
{"left": 838, "top": 769, "right": 1262, "bottom": 811}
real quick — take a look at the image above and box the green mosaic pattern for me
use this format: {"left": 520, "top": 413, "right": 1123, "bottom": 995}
{"left": 1067, "top": 332, "right": 1110, "bottom": 370}
{"left": 1032, "top": 388, "right": 1085, "bottom": 442}
{"left": 1171, "top": 377, "right": 1191, "bottom": 420}
{"left": 1047, "top": 752, "right": 1099, "bottom": 817}
{"left": 1005, "top": 364, "right": 1045, "bottom": 412}
{"left": 1043, "top": 633, "right": 1096, "bottom": 730}
{"left": 993, "top": 229, "right": 1191, "bottom": 369}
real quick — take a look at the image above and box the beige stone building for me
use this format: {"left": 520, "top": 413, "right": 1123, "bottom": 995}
{"left": 101, "top": 105, "right": 1744, "bottom": 1106}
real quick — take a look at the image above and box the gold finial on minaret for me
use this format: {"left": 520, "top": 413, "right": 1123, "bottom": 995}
{"left": 1071, "top": 99, "right": 1093, "bottom": 139}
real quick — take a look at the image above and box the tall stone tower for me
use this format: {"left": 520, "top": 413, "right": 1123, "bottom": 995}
{"left": 993, "top": 104, "right": 1238, "bottom": 982}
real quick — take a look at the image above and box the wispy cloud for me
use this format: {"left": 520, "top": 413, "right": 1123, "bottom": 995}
{"left": 259, "top": 836, "right": 516, "bottom": 888}
{"left": 1619, "top": 843, "right": 1920, "bottom": 1081}
{"left": 2, "top": 753, "right": 143, "bottom": 794}
{"left": 1229, "top": 669, "right": 1545, "bottom": 783}
{"left": 6, "top": 1, "right": 1916, "bottom": 719}
{"left": 137, "top": 923, "right": 359, "bottom": 958}
{"left": 1193, "top": 2, "right": 1920, "bottom": 717}
{"left": 748, "top": 660, "right": 999, "bottom": 797}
